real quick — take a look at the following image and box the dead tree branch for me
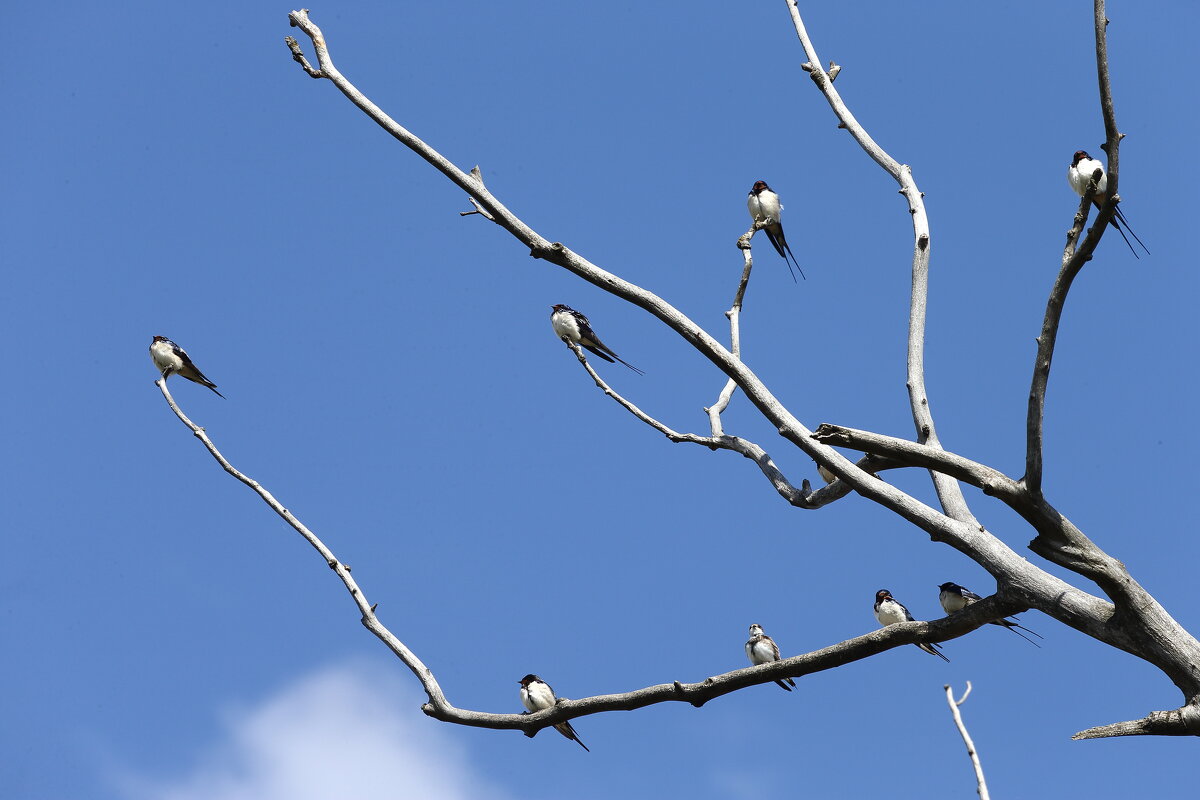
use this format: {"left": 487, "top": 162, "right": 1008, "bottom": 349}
{"left": 783, "top": 0, "right": 977, "bottom": 528}
{"left": 945, "top": 683, "right": 990, "bottom": 800}
{"left": 252, "top": 4, "right": 1200, "bottom": 739}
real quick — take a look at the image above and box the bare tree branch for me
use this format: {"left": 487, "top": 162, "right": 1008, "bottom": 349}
{"left": 269, "top": 4, "right": 1200, "bottom": 739}
{"left": 782, "top": 0, "right": 978, "bottom": 528}
{"left": 158, "top": 373, "right": 1022, "bottom": 739}
{"left": 431, "top": 599, "right": 1015, "bottom": 735}
{"left": 705, "top": 222, "right": 759, "bottom": 438}
{"left": 154, "top": 378, "right": 450, "bottom": 708}
{"left": 1025, "top": 0, "right": 1125, "bottom": 498}
{"left": 282, "top": 10, "right": 921, "bottom": 522}
{"left": 557, "top": 338, "right": 814, "bottom": 508}
{"left": 1025, "top": 190, "right": 1094, "bottom": 494}
{"left": 945, "top": 683, "right": 990, "bottom": 800}
{"left": 1073, "top": 705, "right": 1200, "bottom": 740}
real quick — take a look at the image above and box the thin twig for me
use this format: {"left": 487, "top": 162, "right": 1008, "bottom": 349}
{"left": 782, "top": 0, "right": 977, "bottom": 528}
{"left": 705, "top": 222, "right": 758, "bottom": 437}
{"left": 459, "top": 196, "right": 495, "bottom": 220}
{"left": 559, "top": 340, "right": 813, "bottom": 508}
{"left": 944, "top": 683, "right": 990, "bottom": 800}
{"left": 155, "top": 378, "right": 449, "bottom": 706}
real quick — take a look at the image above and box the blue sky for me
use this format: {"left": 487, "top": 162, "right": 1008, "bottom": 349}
{"left": 3, "top": 1, "right": 1198, "bottom": 797}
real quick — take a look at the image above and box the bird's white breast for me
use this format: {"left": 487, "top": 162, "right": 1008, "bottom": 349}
{"left": 748, "top": 638, "right": 776, "bottom": 666}
{"left": 150, "top": 341, "right": 184, "bottom": 372}
{"left": 551, "top": 311, "right": 581, "bottom": 343}
{"left": 521, "top": 681, "right": 555, "bottom": 712}
{"left": 747, "top": 193, "right": 762, "bottom": 221}
{"left": 940, "top": 592, "right": 968, "bottom": 613}
{"left": 748, "top": 190, "right": 782, "bottom": 223}
{"left": 1068, "top": 159, "right": 1108, "bottom": 196}
{"left": 875, "top": 599, "right": 906, "bottom": 627}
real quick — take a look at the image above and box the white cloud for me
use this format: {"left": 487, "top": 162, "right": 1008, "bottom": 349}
{"left": 115, "top": 661, "right": 514, "bottom": 800}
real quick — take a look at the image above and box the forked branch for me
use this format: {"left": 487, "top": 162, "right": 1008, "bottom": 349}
{"left": 268, "top": 2, "right": 1200, "bottom": 740}
{"left": 945, "top": 683, "right": 990, "bottom": 800}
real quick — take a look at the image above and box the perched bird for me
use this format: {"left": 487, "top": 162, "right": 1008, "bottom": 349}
{"left": 745, "top": 623, "right": 796, "bottom": 691}
{"left": 937, "top": 582, "right": 1042, "bottom": 647}
{"left": 518, "top": 674, "right": 589, "bottom": 752}
{"left": 550, "top": 304, "right": 644, "bottom": 374}
{"left": 873, "top": 589, "right": 949, "bottom": 662}
{"left": 746, "top": 180, "right": 806, "bottom": 281}
{"left": 1067, "top": 150, "right": 1149, "bottom": 258}
{"left": 149, "top": 336, "right": 224, "bottom": 397}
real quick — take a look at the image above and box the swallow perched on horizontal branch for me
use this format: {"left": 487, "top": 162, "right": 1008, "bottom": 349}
{"left": 937, "top": 582, "right": 1042, "bottom": 647}
{"left": 1067, "top": 150, "right": 1149, "bottom": 258}
{"left": 747, "top": 180, "right": 806, "bottom": 281}
{"left": 745, "top": 623, "right": 796, "bottom": 691}
{"left": 874, "top": 589, "right": 949, "bottom": 662}
{"left": 149, "top": 336, "right": 224, "bottom": 397}
{"left": 519, "top": 674, "right": 589, "bottom": 752}
{"left": 550, "top": 304, "right": 644, "bottom": 374}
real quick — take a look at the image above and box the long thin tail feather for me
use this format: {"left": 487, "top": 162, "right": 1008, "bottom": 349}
{"left": 614, "top": 356, "right": 645, "bottom": 375}
{"left": 992, "top": 619, "right": 1043, "bottom": 647}
{"left": 1114, "top": 206, "right": 1149, "bottom": 255}
{"left": 918, "top": 642, "right": 951, "bottom": 662}
{"left": 783, "top": 245, "right": 807, "bottom": 282}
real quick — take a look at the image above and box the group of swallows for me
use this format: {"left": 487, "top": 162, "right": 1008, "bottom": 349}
{"left": 751, "top": 585, "right": 1042, "bottom": 689}
{"left": 150, "top": 152, "right": 1143, "bottom": 397}
{"left": 149, "top": 153, "right": 1123, "bottom": 753}
{"left": 517, "top": 583, "right": 1042, "bottom": 752}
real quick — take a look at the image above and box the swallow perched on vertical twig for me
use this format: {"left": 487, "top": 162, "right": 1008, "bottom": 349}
{"left": 745, "top": 623, "right": 796, "bottom": 691}
{"left": 747, "top": 180, "right": 806, "bottom": 281}
{"left": 937, "top": 582, "right": 1042, "bottom": 647}
{"left": 149, "top": 336, "right": 224, "bottom": 397}
{"left": 518, "top": 674, "right": 589, "bottom": 752}
{"left": 1067, "top": 150, "right": 1149, "bottom": 258}
{"left": 874, "top": 589, "right": 949, "bottom": 662}
{"left": 550, "top": 304, "right": 644, "bottom": 374}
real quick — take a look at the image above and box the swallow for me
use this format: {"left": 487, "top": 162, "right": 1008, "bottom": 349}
{"left": 937, "top": 582, "right": 1042, "bottom": 647}
{"left": 745, "top": 623, "right": 796, "bottom": 691}
{"left": 518, "top": 674, "right": 589, "bottom": 752}
{"left": 550, "top": 304, "right": 644, "bottom": 374}
{"left": 873, "top": 589, "right": 949, "bottom": 662}
{"left": 746, "top": 180, "right": 806, "bottom": 281}
{"left": 1067, "top": 150, "right": 1149, "bottom": 258}
{"left": 149, "top": 336, "right": 224, "bottom": 397}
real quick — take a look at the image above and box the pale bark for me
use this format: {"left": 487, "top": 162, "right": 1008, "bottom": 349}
{"left": 161, "top": 0, "right": 1200, "bottom": 742}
